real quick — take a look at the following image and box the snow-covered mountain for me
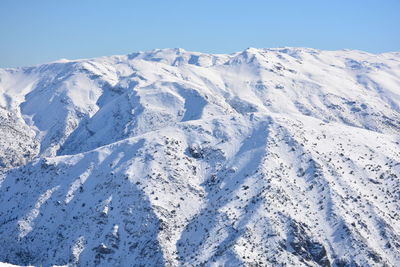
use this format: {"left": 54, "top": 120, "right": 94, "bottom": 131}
{"left": 0, "top": 47, "right": 399, "bottom": 266}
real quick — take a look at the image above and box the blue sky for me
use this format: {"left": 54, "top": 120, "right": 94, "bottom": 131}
{"left": 1, "top": 0, "right": 399, "bottom": 67}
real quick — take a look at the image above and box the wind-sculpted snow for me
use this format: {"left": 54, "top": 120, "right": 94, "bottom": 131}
{"left": 0, "top": 48, "right": 399, "bottom": 266}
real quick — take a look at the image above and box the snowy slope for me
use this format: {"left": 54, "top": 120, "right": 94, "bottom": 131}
{"left": 0, "top": 48, "right": 399, "bottom": 266}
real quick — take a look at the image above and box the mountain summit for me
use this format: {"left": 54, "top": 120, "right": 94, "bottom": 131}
{"left": 0, "top": 48, "right": 399, "bottom": 266}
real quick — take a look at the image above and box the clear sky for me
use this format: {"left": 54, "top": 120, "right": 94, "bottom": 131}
{"left": 1, "top": 0, "right": 399, "bottom": 68}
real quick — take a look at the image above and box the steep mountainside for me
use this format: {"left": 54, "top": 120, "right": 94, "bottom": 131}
{"left": 0, "top": 48, "right": 399, "bottom": 266}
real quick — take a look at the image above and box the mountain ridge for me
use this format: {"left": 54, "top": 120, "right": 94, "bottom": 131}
{"left": 4, "top": 47, "right": 398, "bottom": 70}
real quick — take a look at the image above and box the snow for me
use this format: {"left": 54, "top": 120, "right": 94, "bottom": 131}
{"left": 0, "top": 47, "right": 399, "bottom": 266}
